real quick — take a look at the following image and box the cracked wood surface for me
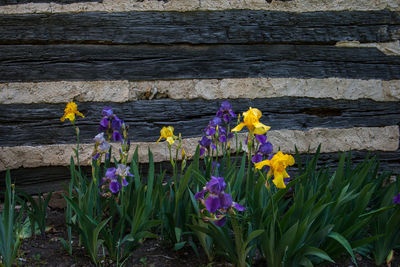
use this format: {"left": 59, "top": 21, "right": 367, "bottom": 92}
{"left": 1, "top": 44, "right": 400, "bottom": 82}
{"left": 0, "top": 10, "right": 399, "bottom": 44}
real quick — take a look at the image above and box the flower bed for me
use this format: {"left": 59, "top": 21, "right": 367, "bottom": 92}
{"left": 1, "top": 101, "right": 399, "bottom": 267}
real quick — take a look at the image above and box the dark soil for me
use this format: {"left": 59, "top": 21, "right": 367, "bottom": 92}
{"left": 18, "top": 209, "right": 227, "bottom": 266}
{"left": 18, "top": 209, "right": 400, "bottom": 267}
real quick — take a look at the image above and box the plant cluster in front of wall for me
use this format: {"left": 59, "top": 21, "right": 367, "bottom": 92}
{"left": 1, "top": 101, "right": 400, "bottom": 267}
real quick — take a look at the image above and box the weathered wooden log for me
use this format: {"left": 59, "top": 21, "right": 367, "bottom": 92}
{"left": 2, "top": 149, "right": 399, "bottom": 194}
{"left": 0, "top": 97, "right": 399, "bottom": 146}
{"left": 0, "top": 10, "right": 399, "bottom": 44}
{"left": 1, "top": 44, "right": 400, "bottom": 82}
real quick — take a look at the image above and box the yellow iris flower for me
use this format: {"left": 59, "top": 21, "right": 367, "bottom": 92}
{"left": 231, "top": 107, "right": 270, "bottom": 135}
{"left": 60, "top": 102, "right": 84, "bottom": 123}
{"left": 254, "top": 151, "right": 295, "bottom": 189}
{"left": 157, "top": 126, "right": 177, "bottom": 145}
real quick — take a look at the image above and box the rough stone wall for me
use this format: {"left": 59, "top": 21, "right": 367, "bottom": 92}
{"left": 0, "top": 0, "right": 399, "bottom": 192}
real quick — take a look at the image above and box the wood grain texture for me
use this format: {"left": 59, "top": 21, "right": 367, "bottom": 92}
{"left": 0, "top": 0, "right": 100, "bottom": 5}
{"left": 1, "top": 44, "right": 400, "bottom": 82}
{"left": 0, "top": 98, "right": 399, "bottom": 146}
{"left": 0, "top": 10, "right": 399, "bottom": 44}
{"left": 3, "top": 149, "right": 399, "bottom": 194}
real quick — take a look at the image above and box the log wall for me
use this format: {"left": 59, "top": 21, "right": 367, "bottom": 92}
{"left": 0, "top": 0, "right": 399, "bottom": 192}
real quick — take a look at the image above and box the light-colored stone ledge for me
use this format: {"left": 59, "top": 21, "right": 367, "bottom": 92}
{"left": 1, "top": 126, "right": 398, "bottom": 171}
{"left": 336, "top": 41, "right": 400, "bottom": 56}
{"left": 1, "top": 78, "right": 399, "bottom": 104}
{"left": 0, "top": 0, "right": 399, "bottom": 14}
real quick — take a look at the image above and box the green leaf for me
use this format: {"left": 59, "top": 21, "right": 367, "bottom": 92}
{"left": 303, "top": 246, "right": 335, "bottom": 263}
{"left": 328, "top": 232, "right": 356, "bottom": 265}
{"left": 174, "top": 241, "right": 187, "bottom": 251}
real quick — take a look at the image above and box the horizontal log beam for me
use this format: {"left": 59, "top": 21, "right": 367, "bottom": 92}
{"left": 1, "top": 44, "right": 400, "bottom": 82}
{"left": 3, "top": 149, "right": 399, "bottom": 194}
{"left": 0, "top": 10, "right": 399, "bottom": 44}
{"left": 0, "top": 98, "right": 399, "bottom": 146}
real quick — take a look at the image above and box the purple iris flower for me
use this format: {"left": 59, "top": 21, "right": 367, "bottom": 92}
{"left": 233, "top": 202, "right": 247, "bottom": 211}
{"left": 216, "top": 101, "right": 236, "bottom": 123}
{"left": 219, "top": 193, "right": 233, "bottom": 209}
{"left": 213, "top": 216, "right": 227, "bottom": 227}
{"left": 255, "top": 134, "right": 267, "bottom": 144}
{"left": 115, "top": 164, "right": 134, "bottom": 178}
{"left": 112, "top": 131, "right": 122, "bottom": 141}
{"left": 205, "top": 194, "right": 220, "bottom": 213}
{"left": 111, "top": 116, "right": 121, "bottom": 131}
{"left": 206, "top": 176, "right": 226, "bottom": 195}
{"left": 195, "top": 189, "right": 206, "bottom": 200}
{"left": 393, "top": 193, "right": 400, "bottom": 204}
{"left": 199, "top": 136, "right": 212, "bottom": 147}
{"left": 93, "top": 133, "right": 106, "bottom": 144}
{"left": 259, "top": 142, "right": 273, "bottom": 155}
{"left": 105, "top": 167, "right": 117, "bottom": 179}
{"left": 252, "top": 153, "right": 263, "bottom": 163}
{"left": 219, "top": 135, "right": 227, "bottom": 143}
{"left": 98, "top": 141, "right": 110, "bottom": 152}
{"left": 99, "top": 117, "right": 110, "bottom": 130}
{"left": 109, "top": 180, "right": 121, "bottom": 194}
{"left": 102, "top": 106, "right": 113, "bottom": 117}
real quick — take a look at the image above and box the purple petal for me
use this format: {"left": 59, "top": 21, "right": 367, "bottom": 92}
{"left": 393, "top": 193, "right": 400, "bottom": 204}
{"left": 100, "top": 117, "right": 110, "bottom": 129}
{"left": 195, "top": 189, "right": 206, "bottom": 200}
{"left": 112, "top": 131, "right": 122, "bottom": 141}
{"left": 211, "top": 144, "right": 217, "bottom": 150}
{"left": 255, "top": 134, "right": 267, "bottom": 144}
{"left": 99, "top": 141, "right": 110, "bottom": 152}
{"left": 105, "top": 167, "right": 117, "bottom": 179}
{"left": 205, "top": 127, "right": 216, "bottom": 136}
{"left": 93, "top": 132, "right": 105, "bottom": 144}
{"left": 213, "top": 216, "right": 226, "bottom": 227}
{"left": 219, "top": 193, "right": 233, "bottom": 209}
{"left": 205, "top": 194, "right": 220, "bottom": 213}
{"left": 219, "top": 135, "right": 227, "bottom": 143}
{"left": 229, "top": 110, "right": 236, "bottom": 118}
{"left": 252, "top": 153, "right": 263, "bottom": 163}
{"left": 121, "top": 178, "right": 128, "bottom": 187}
{"left": 102, "top": 106, "right": 113, "bottom": 117}
{"left": 259, "top": 142, "right": 273, "bottom": 155}
{"left": 216, "top": 110, "right": 223, "bottom": 118}
{"left": 210, "top": 117, "right": 221, "bottom": 127}
{"left": 222, "top": 114, "right": 230, "bottom": 123}
{"left": 227, "top": 132, "right": 234, "bottom": 139}
{"left": 199, "top": 136, "right": 212, "bottom": 147}
{"left": 200, "top": 147, "right": 206, "bottom": 156}
{"left": 111, "top": 116, "right": 121, "bottom": 131}
{"left": 220, "top": 101, "right": 232, "bottom": 110}
{"left": 109, "top": 180, "right": 121, "bottom": 193}
{"left": 233, "top": 202, "right": 247, "bottom": 211}
{"left": 206, "top": 176, "right": 226, "bottom": 195}
{"left": 92, "top": 153, "right": 100, "bottom": 160}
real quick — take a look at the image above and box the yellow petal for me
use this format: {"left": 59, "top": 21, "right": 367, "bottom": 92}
{"left": 253, "top": 122, "right": 271, "bottom": 135}
{"left": 254, "top": 159, "right": 270, "bottom": 169}
{"left": 231, "top": 122, "right": 246, "bottom": 132}
{"left": 272, "top": 172, "right": 286, "bottom": 189}
{"left": 156, "top": 136, "right": 163, "bottom": 143}
{"left": 166, "top": 137, "right": 175, "bottom": 145}
{"left": 66, "top": 113, "right": 75, "bottom": 122}
{"left": 76, "top": 111, "right": 85, "bottom": 118}
{"left": 286, "top": 155, "right": 295, "bottom": 166}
